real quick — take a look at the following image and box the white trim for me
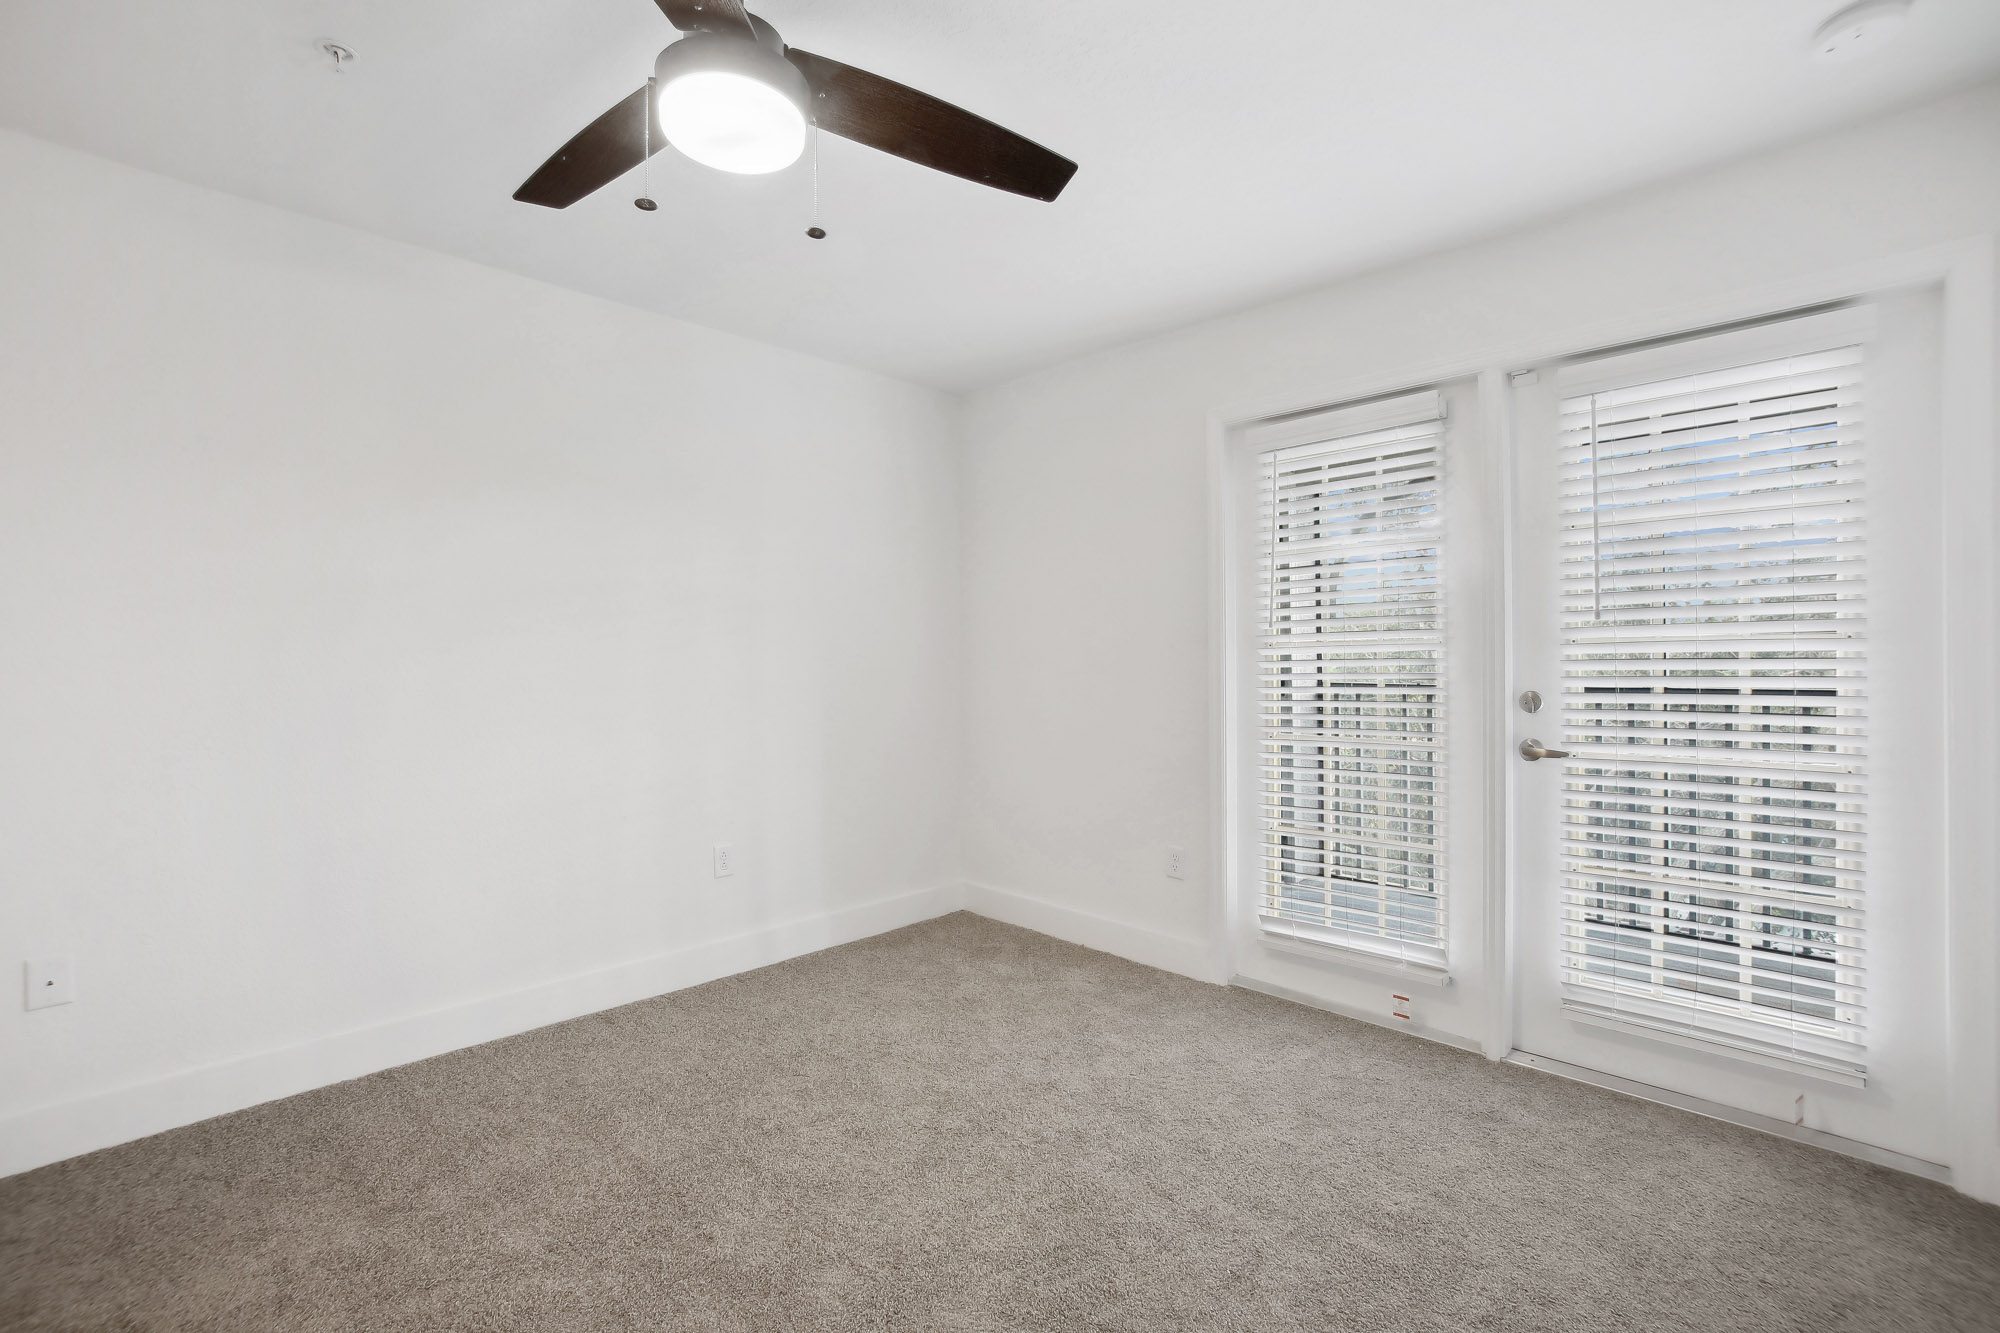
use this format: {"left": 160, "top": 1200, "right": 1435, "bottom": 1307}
{"left": 1560, "top": 1000, "right": 1868, "bottom": 1089}
{"left": 1255, "top": 922, "right": 1453, "bottom": 987}
{"left": 1479, "top": 366, "right": 1517, "bottom": 1061}
{"left": 1507, "top": 1050, "right": 1948, "bottom": 1184}
{"left": 1230, "top": 973, "right": 1485, "bottom": 1054}
{"left": 1938, "top": 235, "right": 2000, "bottom": 1204}
{"left": 1551, "top": 304, "right": 1877, "bottom": 397}
{"left": 1242, "top": 388, "right": 1446, "bottom": 451}
{"left": 1213, "top": 408, "right": 1262, "bottom": 1000}
{"left": 0, "top": 883, "right": 967, "bottom": 1181}
{"left": 1207, "top": 384, "right": 1243, "bottom": 989}
{"left": 961, "top": 882, "right": 1226, "bottom": 984}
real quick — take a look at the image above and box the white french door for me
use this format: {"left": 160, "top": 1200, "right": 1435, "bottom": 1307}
{"left": 1507, "top": 291, "right": 1951, "bottom": 1162}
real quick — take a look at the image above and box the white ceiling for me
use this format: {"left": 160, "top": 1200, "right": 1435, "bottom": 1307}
{"left": 3, "top": 1, "right": 1998, "bottom": 390}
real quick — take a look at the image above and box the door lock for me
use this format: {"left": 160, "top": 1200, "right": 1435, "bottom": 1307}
{"left": 1519, "top": 738, "right": 1571, "bottom": 761}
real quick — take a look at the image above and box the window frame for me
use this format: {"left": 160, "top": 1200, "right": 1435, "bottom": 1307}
{"left": 1224, "top": 381, "right": 1492, "bottom": 990}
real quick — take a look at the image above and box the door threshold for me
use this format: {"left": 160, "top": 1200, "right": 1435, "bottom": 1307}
{"left": 1505, "top": 1049, "right": 1950, "bottom": 1185}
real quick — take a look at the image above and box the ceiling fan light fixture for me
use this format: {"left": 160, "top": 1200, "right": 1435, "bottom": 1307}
{"left": 512, "top": 1, "right": 1077, "bottom": 211}
{"left": 654, "top": 32, "right": 809, "bottom": 175}
{"left": 658, "top": 70, "right": 804, "bottom": 173}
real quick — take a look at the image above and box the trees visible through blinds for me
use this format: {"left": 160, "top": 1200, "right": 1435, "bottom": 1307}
{"left": 1257, "top": 394, "right": 1447, "bottom": 969}
{"left": 1556, "top": 334, "right": 1868, "bottom": 1082}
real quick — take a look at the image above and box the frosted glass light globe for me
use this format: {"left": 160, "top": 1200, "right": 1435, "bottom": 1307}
{"left": 658, "top": 70, "right": 806, "bottom": 175}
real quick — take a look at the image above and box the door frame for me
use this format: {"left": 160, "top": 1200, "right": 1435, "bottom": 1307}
{"left": 1204, "top": 237, "right": 1998, "bottom": 1200}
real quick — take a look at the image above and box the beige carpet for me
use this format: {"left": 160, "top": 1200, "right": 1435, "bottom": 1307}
{"left": 4, "top": 912, "right": 1998, "bottom": 1331}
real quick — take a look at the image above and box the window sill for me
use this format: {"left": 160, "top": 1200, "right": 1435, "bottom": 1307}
{"left": 1256, "top": 917, "right": 1452, "bottom": 988}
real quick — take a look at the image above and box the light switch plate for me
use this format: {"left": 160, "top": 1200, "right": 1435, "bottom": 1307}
{"left": 25, "top": 958, "right": 74, "bottom": 1010}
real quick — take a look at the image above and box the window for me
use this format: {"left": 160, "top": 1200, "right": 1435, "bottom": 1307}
{"left": 1252, "top": 391, "right": 1449, "bottom": 970}
{"left": 1553, "top": 312, "right": 1869, "bottom": 1082}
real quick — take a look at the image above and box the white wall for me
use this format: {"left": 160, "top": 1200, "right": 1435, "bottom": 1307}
{"left": 0, "top": 131, "right": 963, "bottom": 1175}
{"left": 961, "top": 82, "right": 2000, "bottom": 1184}
{"left": 7, "top": 78, "right": 1998, "bottom": 1189}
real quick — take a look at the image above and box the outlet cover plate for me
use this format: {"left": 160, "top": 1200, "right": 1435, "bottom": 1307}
{"left": 713, "top": 843, "right": 734, "bottom": 878}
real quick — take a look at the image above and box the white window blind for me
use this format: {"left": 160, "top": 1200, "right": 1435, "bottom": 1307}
{"left": 1554, "top": 318, "right": 1869, "bottom": 1083}
{"left": 1255, "top": 392, "right": 1448, "bottom": 970}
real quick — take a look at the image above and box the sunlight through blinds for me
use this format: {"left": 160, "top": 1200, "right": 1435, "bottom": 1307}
{"left": 1554, "top": 321, "right": 1869, "bottom": 1083}
{"left": 1257, "top": 392, "right": 1447, "bottom": 969}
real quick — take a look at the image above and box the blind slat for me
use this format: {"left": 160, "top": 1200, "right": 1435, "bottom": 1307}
{"left": 1556, "top": 338, "right": 1869, "bottom": 1071}
{"left": 1259, "top": 407, "right": 1448, "bottom": 963}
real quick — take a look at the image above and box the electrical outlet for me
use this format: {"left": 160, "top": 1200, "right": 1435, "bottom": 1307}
{"left": 1165, "top": 845, "right": 1187, "bottom": 880}
{"left": 713, "top": 843, "right": 734, "bottom": 878}
{"left": 25, "top": 959, "right": 74, "bottom": 1011}
{"left": 1391, "top": 992, "right": 1415, "bottom": 1024}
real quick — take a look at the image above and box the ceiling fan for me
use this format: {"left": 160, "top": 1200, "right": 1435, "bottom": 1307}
{"left": 513, "top": 0, "right": 1078, "bottom": 211}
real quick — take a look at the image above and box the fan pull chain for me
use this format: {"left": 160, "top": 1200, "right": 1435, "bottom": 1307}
{"left": 805, "top": 126, "right": 826, "bottom": 239}
{"left": 635, "top": 79, "right": 658, "bottom": 212}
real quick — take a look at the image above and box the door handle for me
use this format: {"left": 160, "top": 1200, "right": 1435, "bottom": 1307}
{"left": 1519, "top": 738, "right": 1571, "bottom": 762}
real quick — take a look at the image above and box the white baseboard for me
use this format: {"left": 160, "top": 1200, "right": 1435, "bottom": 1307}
{"left": 0, "top": 883, "right": 964, "bottom": 1180}
{"left": 1505, "top": 1049, "right": 1953, "bottom": 1185}
{"left": 961, "top": 882, "right": 1225, "bottom": 984}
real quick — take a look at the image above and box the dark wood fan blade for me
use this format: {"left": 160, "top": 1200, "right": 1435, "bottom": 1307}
{"left": 784, "top": 49, "right": 1076, "bottom": 202}
{"left": 653, "top": 0, "right": 754, "bottom": 37}
{"left": 513, "top": 86, "right": 664, "bottom": 209}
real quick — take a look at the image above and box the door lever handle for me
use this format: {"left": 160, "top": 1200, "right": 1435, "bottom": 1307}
{"left": 1519, "top": 738, "right": 1571, "bottom": 762}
